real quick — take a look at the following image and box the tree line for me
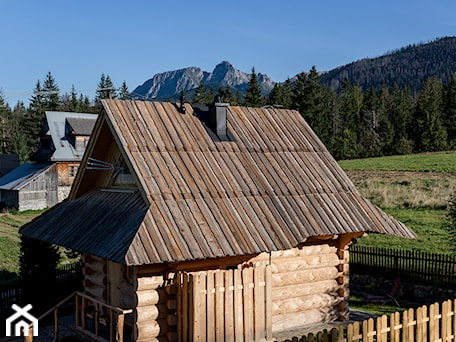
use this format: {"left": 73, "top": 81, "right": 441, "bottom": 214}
{"left": 0, "top": 72, "right": 129, "bottom": 162}
{"left": 2, "top": 66, "right": 456, "bottom": 163}
{"left": 197, "top": 66, "right": 456, "bottom": 160}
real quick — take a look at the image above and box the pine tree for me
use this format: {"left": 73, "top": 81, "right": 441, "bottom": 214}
{"left": 333, "top": 79, "right": 363, "bottom": 159}
{"left": 119, "top": 81, "right": 130, "bottom": 100}
{"left": 68, "top": 85, "right": 80, "bottom": 112}
{"left": 0, "top": 92, "right": 12, "bottom": 153}
{"left": 24, "top": 80, "right": 46, "bottom": 155}
{"left": 268, "top": 79, "right": 292, "bottom": 109}
{"left": 78, "top": 94, "right": 92, "bottom": 113}
{"left": 244, "top": 67, "right": 265, "bottom": 107}
{"left": 377, "top": 85, "right": 394, "bottom": 154}
{"left": 94, "top": 73, "right": 117, "bottom": 112}
{"left": 445, "top": 74, "right": 456, "bottom": 147}
{"left": 41, "top": 71, "right": 61, "bottom": 111}
{"left": 192, "top": 82, "right": 208, "bottom": 104}
{"left": 216, "top": 86, "right": 240, "bottom": 105}
{"left": 291, "top": 66, "right": 334, "bottom": 146}
{"left": 414, "top": 77, "right": 447, "bottom": 152}
{"left": 389, "top": 84, "right": 414, "bottom": 154}
{"left": 7, "top": 101, "right": 30, "bottom": 162}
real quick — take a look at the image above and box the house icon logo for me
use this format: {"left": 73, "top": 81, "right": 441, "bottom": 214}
{"left": 5, "top": 304, "right": 38, "bottom": 337}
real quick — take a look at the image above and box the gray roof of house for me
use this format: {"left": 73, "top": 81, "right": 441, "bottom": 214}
{"left": 44, "top": 111, "right": 98, "bottom": 162}
{"left": 0, "top": 162, "right": 53, "bottom": 190}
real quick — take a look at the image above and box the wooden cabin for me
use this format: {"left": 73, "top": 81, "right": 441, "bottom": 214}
{"left": 21, "top": 99, "right": 415, "bottom": 341}
{"left": 0, "top": 111, "right": 97, "bottom": 210}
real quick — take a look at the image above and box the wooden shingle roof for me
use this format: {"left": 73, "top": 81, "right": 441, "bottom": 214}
{"left": 21, "top": 99, "right": 415, "bottom": 265}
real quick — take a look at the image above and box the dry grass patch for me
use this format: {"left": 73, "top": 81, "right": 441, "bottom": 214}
{"left": 347, "top": 171, "right": 456, "bottom": 210}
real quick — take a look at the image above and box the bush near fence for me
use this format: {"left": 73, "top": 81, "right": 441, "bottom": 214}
{"left": 350, "top": 245, "right": 456, "bottom": 286}
{"left": 285, "top": 299, "right": 456, "bottom": 342}
{"left": 0, "top": 261, "right": 83, "bottom": 317}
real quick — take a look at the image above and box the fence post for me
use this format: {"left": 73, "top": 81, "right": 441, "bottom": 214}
{"left": 116, "top": 313, "right": 124, "bottom": 342}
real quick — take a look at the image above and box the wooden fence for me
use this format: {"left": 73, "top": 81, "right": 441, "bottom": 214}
{"left": 287, "top": 299, "right": 456, "bottom": 342}
{"left": 350, "top": 245, "right": 456, "bottom": 286}
{"left": 178, "top": 265, "right": 273, "bottom": 342}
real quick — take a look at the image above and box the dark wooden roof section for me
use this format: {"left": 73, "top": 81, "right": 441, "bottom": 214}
{"left": 21, "top": 99, "right": 415, "bottom": 265}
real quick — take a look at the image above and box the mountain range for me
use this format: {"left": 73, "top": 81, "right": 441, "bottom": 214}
{"left": 131, "top": 61, "right": 274, "bottom": 101}
{"left": 131, "top": 36, "right": 456, "bottom": 100}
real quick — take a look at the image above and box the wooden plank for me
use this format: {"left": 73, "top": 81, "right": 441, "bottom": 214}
{"left": 182, "top": 273, "right": 189, "bottom": 342}
{"left": 254, "top": 266, "right": 266, "bottom": 342}
{"left": 153, "top": 102, "right": 185, "bottom": 151}
{"left": 230, "top": 197, "right": 270, "bottom": 251}
{"left": 243, "top": 267, "right": 254, "bottom": 342}
{"left": 187, "top": 198, "right": 226, "bottom": 256}
{"left": 187, "top": 151, "right": 221, "bottom": 198}
{"left": 234, "top": 269, "right": 244, "bottom": 342}
{"left": 215, "top": 271, "right": 225, "bottom": 342}
{"left": 177, "top": 273, "right": 183, "bottom": 342}
{"left": 221, "top": 198, "right": 262, "bottom": 254}
{"left": 265, "top": 265, "right": 272, "bottom": 342}
{"left": 228, "top": 106, "right": 261, "bottom": 152}
{"left": 204, "top": 151, "right": 237, "bottom": 197}
{"left": 176, "top": 199, "right": 213, "bottom": 257}
{"left": 250, "top": 152, "right": 283, "bottom": 195}
{"left": 194, "top": 272, "right": 207, "bottom": 342}
{"left": 141, "top": 208, "right": 174, "bottom": 262}
{"left": 193, "top": 151, "right": 228, "bottom": 197}
{"left": 162, "top": 102, "right": 195, "bottom": 152}
{"left": 207, "top": 271, "right": 216, "bottom": 341}
{"left": 178, "top": 152, "right": 210, "bottom": 198}
{"left": 189, "top": 274, "right": 194, "bottom": 342}
{"left": 251, "top": 108, "right": 284, "bottom": 152}
{"left": 153, "top": 200, "right": 190, "bottom": 260}
{"left": 135, "top": 101, "right": 166, "bottom": 152}
{"left": 163, "top": 152, "right": 193, "bottom": 198}
{"left": 165, "top": 199, "right": 204, "bottom": 260}
{"left": 225, "top": 270, "right": 235, "bottom": 342}
{"left": 182, "top": 104, "right": 215, "bottom": 152}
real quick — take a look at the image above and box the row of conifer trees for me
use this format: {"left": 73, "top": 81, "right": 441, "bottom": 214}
{"left": 1, "top": 67, "right": 455, "bottom": 163}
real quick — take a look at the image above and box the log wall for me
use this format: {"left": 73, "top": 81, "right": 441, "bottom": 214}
{"left": 135, "top": 272, "right": 178, "bottom": 342}
{"left": 83, "top": 254, "right": 107, "bottom": 303}
{"left": 249, "top": 243, "right": 344, "bottom": 333}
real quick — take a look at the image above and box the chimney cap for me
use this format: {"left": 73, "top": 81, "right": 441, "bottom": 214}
{"left": 211, "top": 96, "right": 230, "bottom": 107}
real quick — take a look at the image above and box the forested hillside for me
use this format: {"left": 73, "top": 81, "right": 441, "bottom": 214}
{"left": 321, "top": 37, "right": 456, "bottom": 92}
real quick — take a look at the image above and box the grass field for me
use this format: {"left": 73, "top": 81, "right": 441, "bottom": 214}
{"left": 0, "top": 209, "right": 45, "bottom": 279}
{"left": 339, "top": 152, "right": 456, "bottom": 173}
{"left": 339, "top": 152, "right": 455, "bottom": 254}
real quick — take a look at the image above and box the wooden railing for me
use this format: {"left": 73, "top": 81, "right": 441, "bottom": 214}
{"left": 24, "top": 291, "right": 133, "bottom": 342}
{"left": 350, "top": 245, "right": 456, "bottom": 286}
{"left": 285, "top": 299, "right": 456, "bottom": 342}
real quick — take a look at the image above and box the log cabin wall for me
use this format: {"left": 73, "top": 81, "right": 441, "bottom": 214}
{"left": 249, "top": 244, "right": 343, "bottom": 333}
{"left": 134, "top": 271, "right": 178, "bottom": 342}
{"left": 83, "top": 254, "right": 107, "bottom": 303}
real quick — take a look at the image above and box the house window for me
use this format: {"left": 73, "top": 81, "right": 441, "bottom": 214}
{"left": 69, "top": 165, "right": 79, "bottom": 177}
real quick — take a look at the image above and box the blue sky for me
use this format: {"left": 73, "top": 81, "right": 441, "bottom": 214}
{"left": 1, "top": 1, "right": 455, "bottom": 106}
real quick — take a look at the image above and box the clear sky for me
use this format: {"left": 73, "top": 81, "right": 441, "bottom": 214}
{"left": 1, "top": 0, "right": 455, "bottom": 106}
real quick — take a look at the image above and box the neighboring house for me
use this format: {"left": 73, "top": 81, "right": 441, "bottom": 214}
{"left": 21, "top": 99, "right": 415, "bottom": 341}
{"left": 0, "top": 111, "right": 97, "bottom": 211}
